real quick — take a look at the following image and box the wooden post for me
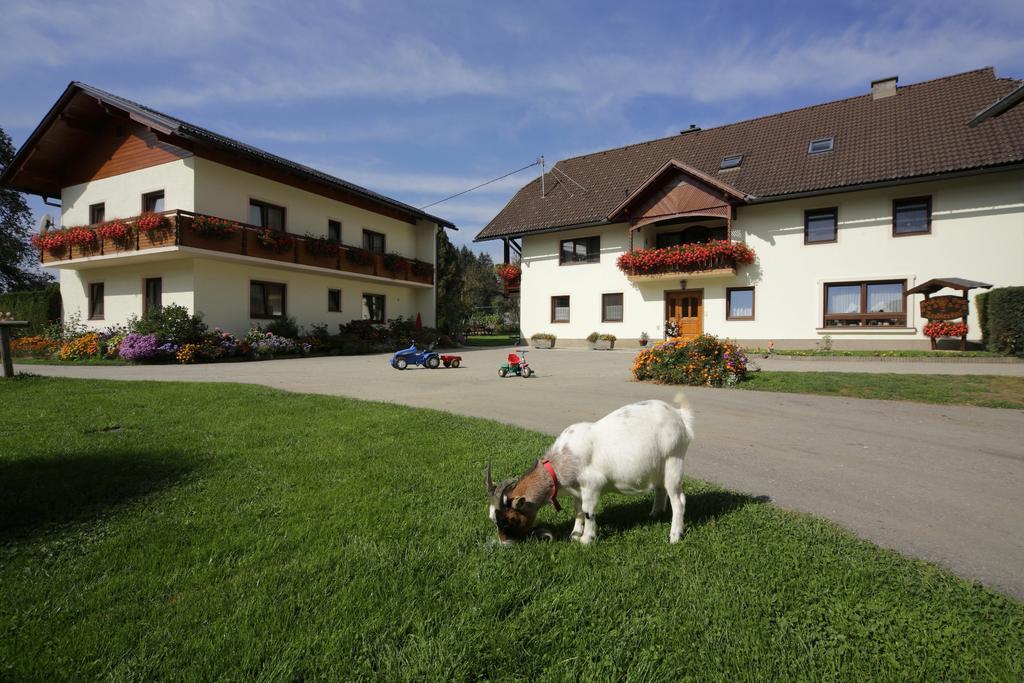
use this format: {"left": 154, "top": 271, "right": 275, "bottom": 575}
{"left": 0, "top": 322, "right": 30, "bottom": 378}
{"left": 961, "top": 289, "right": 969, "bottom": 352}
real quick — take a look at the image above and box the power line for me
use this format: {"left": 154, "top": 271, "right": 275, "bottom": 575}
{"left": 420, "top": 160, "right": 541, "bottom": 209}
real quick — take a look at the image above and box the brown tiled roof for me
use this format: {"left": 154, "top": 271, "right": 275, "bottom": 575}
{"left": 476, "top": 68, "right": 1023, "bottom": 241}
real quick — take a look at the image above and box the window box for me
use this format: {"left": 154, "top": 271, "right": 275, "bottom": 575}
{"left": 617, "top": 240, "right": 755, "bottom": 281}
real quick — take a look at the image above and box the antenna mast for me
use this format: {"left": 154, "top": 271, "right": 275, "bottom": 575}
{"left": 540, "top": 155, "right": 545, "bottom": 198}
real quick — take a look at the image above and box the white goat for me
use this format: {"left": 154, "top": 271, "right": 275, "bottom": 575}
{"left": 487, "top": 394, "right": 695, "bottom": 544}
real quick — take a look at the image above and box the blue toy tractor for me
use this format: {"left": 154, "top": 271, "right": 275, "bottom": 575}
{"left": 390, "top": 344, "right": 441, "bottom": 370}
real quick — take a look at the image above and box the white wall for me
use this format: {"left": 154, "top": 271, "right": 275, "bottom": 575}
{"left": 192, "top": 258, "right": 431, "bottom": 335}
{"left": 61, "top": 259, "right": 195, "bottom": 331}
{"left": 193, "top": 158, "right": 434, "bottom": 262}
{"left": 60, "top": 159, "right": 195, "bottom": 225}
{"left": 519, "top": 170, "right": 1024, "bottom": 345}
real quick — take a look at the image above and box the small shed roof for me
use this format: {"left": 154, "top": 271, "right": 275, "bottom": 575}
{"left": 905, "top": 278, "right": 993, "bottom": 295}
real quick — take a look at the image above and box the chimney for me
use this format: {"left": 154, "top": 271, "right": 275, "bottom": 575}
{"left": 871, "top": 75, "right": 898, "bottom": 100}
{"left": 679, "top": 124, "right": 701, "bottom": 135}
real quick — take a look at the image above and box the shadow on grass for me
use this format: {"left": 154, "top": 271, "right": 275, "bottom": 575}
{"left": 0, "top": 450, "right": 193, "bottom": 540}
{"left": 546, "top": 490, "right": 770, "bottom": 539}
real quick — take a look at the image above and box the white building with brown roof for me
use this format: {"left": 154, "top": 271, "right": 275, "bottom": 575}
{"left": 1, "top": 83, "right": 454, "bottom": 335}
{"left": 476, "top": 68, "right": 1024, "bottom": 349}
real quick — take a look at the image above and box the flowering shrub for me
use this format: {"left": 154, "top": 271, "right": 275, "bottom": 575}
{"left": 923, "top": 321, "right": 968, "bottom": 339}
{"left": 246, "top": 330, "right": 298, "bottom": 358}
{"left": 495, "top": 263, "right": 521, "bottom": 283}
{"left": 617, "top": 240, "right": 755, "bottom": 276}
{"left": 59, "top": 333, "right": 100, "bottom": 360}
{"left": 305, "top": 235, "right": 341, "bottom": 256}
{"left": 97, "top": 220, "right": 133, "bottom": 245}
{"left": 255, "top": 228, "right": 295, "bottom": 252}
{"left": 176, "top": 343, "right": 200, "bottom": 364}
{"left": 192, "top": 215, "right": 239, "bottom": 239}
{"left": 10, "top": 335, "right": 58, "bottom": 357}
{"left": 346, "top": 247, "right": 374, "bottom": 266}
{"left": 104, "top": 332, "right": 127, "bottom": 358}
{"left": 633, "top": 334, "right": 748, "bottom": 387}
{"left": 118, "top": 333, "right": 160, "bottom": 361}
{"left": 135, "top": 212, "right": 170, "bottom": 233}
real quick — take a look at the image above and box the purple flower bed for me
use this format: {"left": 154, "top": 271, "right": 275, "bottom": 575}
{"left": 117, "top": 333, "right": 159, "bottom": 361}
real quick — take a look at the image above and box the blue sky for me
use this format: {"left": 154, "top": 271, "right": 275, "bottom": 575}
{"left": 2, "top": 0, "right": 1022, "bottom": 259}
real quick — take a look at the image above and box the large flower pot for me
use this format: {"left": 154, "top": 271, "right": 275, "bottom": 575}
{"left": 595, "top": 339, "right": 615, "bottom": 350}
{"left": 532, "top": 338, "right": 555, "bottom": 349}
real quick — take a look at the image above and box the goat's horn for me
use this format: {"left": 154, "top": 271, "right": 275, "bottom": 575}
{"left": 486, "top": 461, "right": 495, "bottom": 493}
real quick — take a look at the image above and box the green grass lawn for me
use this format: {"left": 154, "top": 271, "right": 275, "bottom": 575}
{"left": 749, "top": 348, "right": 1006, "bottom": 358}
{"left": 2, "top": 377, "right": 1022, "bottom": 680}
{"left": 744, "top": 371, "right": 1024, "bottom": 409}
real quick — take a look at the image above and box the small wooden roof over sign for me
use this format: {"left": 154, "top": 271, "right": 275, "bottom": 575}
{"left": 905, "top": 278, "right": 993, "bottom": 296}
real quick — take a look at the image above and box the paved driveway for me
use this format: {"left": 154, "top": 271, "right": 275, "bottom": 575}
{"left": 17, "top": 348, "right": 1024, "bottom": 599}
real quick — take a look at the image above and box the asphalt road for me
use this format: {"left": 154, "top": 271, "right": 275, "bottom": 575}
{"left": 16, "top": 348, "right": 1024, "bottom": 599}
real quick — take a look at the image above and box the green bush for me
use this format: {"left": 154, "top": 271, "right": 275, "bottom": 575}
{"left": 262, "top": 316, "right": 300, "bottom": 339}
{"left": 633, "top": 334, "right": 749, "bottom": 386}
{"left": 983, "top": 286, "right": 1024, "bottom": 356}
{"left": 129, "top": 304, "right": 209, "bottom": 345}
{"left": 0, "top": 286, "right": 61, "bottom": 335}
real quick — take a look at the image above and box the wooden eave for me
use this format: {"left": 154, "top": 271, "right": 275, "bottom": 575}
{"left": 607, "top": 159, "right": 749, "bottom": 223}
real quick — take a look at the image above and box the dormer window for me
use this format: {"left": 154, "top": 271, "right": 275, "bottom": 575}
{"left": 719, "top": 154, "right": 743, "bottom": 170}
{"left": 808, "top": 137, "right": 835, "bottom": 154}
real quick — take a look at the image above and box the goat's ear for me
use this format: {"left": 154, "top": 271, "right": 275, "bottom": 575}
{"left": 512, "top": 497, "right": 530, "bottom": 511}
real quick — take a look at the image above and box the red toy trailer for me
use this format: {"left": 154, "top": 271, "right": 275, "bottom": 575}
{"left": 440, "top": 354, "right": 462, "bottom": 368}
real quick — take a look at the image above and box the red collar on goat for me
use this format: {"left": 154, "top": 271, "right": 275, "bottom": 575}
{"left": 541, "top": 459, "right": 561, "bottom": 512}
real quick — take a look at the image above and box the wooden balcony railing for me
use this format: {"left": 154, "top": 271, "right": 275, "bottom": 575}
{"left": 37, "top": 209, "right": 434, "bottom": 285}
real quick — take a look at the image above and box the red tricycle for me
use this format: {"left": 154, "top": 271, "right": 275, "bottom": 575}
{"left": 498, "top": 349, "right": 533, "bottom": 378}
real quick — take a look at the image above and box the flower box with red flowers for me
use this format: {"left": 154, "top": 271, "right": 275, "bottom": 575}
{"left": 191, "top": 215, "right": 240, "bottom": 239}
{"left": 923, "top": 321, "right": 968, "bottom": 339}
{"left": 135, "top": 212, "right": 170, "bottom": 234}
{"left": 32, "top": 231, "right": 69, "bottom": 257}
{"left": 495, "top": 263, "right": 521, "bottom": 283}
{"left": 97, "top": 220, "right": 135, "bottom": 250}
{"left": 617, "top": 240, "right": 755, "bottom": 279}
{"left": 255, "top": 228, "right": 295, "bottom": 254}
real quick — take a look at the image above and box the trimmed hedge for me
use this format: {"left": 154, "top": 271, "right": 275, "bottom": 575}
{"left": 982, "top": 286, "right": 1024, "bottom": 357}
{"left": 0, "top": 286, "right": 61, "bottom": 335}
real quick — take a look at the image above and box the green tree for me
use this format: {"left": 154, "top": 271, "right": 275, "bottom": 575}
{"left": 435, "top": 230, "right": 469, "bottom": 333}
{"left": 0, "top": 126, "right": 51, "bottom": 291}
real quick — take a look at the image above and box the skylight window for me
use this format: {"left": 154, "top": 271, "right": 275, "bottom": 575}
{"left": 808, "top": 137, "right": 835, "bottom": 154}
{"left": 719, "top": 154, "right": 743, "bottom": 170}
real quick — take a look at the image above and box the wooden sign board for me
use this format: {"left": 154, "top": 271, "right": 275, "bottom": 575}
{"left": 920, "top": 295, "right": 968, "bottom": 321}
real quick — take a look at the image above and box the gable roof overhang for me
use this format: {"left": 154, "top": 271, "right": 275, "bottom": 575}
{"left": 606, "top": 159, "right": 749, "bottom": 228}
{"left": 0, "top": 82, "right": 456, "bottom": 230}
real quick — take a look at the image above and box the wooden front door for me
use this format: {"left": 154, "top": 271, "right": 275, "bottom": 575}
{"left": 665, "top": 290, "right": 703, "bottom": 340}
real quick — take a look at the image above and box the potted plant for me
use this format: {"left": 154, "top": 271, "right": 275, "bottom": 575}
{"left": 639, "top": 331, "right": 649, "bottom": 347}
{"left": 531, "top": 332, "right": 556, "bottom": 349}
{"left": 595, "top": 333, "right": 616, "bottom": 350}
{"left": 587, "top": 332, "right": 599, "bottom": 349}
{"left": 97, "top": 219, "right": 134, "bottom": 251}
{"left": 136, "top": 212, "right": 173, "bottom": 248}
{"left": 191, "top": 215, "right": 239, "bottom": 239}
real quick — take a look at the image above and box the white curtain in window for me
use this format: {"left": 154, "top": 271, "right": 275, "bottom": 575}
{"left": 827, "top": 285, "right": 861, "bottom": 314}
{"left": 867, "top": 284, "right": 903, "bottom": 313}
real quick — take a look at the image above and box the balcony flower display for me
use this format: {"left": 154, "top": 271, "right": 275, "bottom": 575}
{"left": 135, "top": 212, "right": 170, "bottom": 233}
{"left": 255, "top": 228, "right": 295, "bottom": 253}
{"left": 411, "top": 260, "right": 433, "bottom": 278}
{"left": 616, "top": 240, "right": 755, "bottom": 276}
{"left": 65, "top": 226, "right": 99, "bottom": 247}
{"left": 192, "top": 215, "right": 239, "bottom": 239}
{"left": 31, "top": 231, "right": 68, "bottom": 252}
{"left": 97, "top": 219, "right": 133, "bottom": 245}
{"left": 383, "top": 252, "right": 406, "bottom": 273}
{"left": 305, "top": 235, "right": 341, "bottom": 256}
{"left": 923, "top": 321, "right": 968, "bottom": 339}
{"left": 346, "top": 247, "right": 373, "bottom": 266}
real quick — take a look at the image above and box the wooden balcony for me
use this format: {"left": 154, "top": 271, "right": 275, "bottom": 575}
{"left": 38, "top": 210, "right": 434, "bottom": 286}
